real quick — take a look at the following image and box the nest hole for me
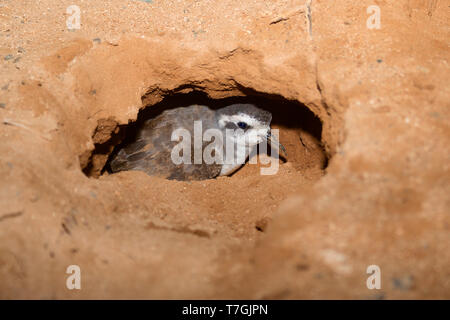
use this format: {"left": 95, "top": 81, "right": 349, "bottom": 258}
{"left": 82, "top": 89, "right": 328, "bottom": 179}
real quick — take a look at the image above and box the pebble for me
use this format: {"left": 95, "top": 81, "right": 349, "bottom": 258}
{"left": 392, "top": 275, "right": 414, "bottom": 291}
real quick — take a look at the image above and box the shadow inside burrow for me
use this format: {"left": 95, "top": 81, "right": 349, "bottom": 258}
{"left": 84, "top": 88, "right": 326, "bottom": 178}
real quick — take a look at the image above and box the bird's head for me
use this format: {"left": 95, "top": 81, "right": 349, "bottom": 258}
{"left": 216, "top": 103, "right": 287, "bottom": 155}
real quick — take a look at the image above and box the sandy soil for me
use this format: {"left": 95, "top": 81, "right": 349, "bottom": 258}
{"left": 0, "top": 0, "right": 449, "bottom": 299}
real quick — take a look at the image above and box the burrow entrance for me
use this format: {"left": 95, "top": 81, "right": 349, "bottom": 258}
{"left": 82, "top": 88, "right": 328, "bottom": 180}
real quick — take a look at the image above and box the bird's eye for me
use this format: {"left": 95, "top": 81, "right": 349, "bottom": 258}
{"left": 237, "top": 122, "right": 248, "bottom": 129}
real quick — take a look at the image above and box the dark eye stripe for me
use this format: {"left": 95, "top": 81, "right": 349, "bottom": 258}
{"left": 225, "top": 122, "right": 238, "bottom": 129}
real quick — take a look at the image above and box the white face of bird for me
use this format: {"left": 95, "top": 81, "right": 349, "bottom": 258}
{"left": 217, "top": 113, "right": 271, "bottom": 148}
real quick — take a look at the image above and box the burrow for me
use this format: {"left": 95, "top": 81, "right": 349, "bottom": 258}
{"left": 66, "top": 38, "right": 345, "bottom": 236}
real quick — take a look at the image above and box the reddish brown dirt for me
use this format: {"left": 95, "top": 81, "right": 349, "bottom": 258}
{"left": 0, "top": 0, "right": 449, "bottom": 299}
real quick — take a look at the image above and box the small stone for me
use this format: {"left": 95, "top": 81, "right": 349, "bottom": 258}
{"left": 4, "top": 54, "right": 13, "bottom": 61}
{"left": 30, "top": 193, "right": 39, "bottom": 202}
{"left": 428, "top": 112, "right": 440, "bottom": 119}
{"left": 377, "top": 59, "right": 383, "bottom": 63}
{"left": 0, "top": 103, "right": 6, "bottom": 109}
{"left": 372, "top": 292, "right": 386, "bottom": 300}
{"left": 93, "top": 38, "right": 101, "bottom": 44}
{"left": 255, "top": 217, "right": 270, "bottom": 232}
{"left": 392, "top": 275, "right": 414, "bottom": 291}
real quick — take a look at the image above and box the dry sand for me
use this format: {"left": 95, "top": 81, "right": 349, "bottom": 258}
{"left": 0, "top": 0, "right": 449, "bottom": 299}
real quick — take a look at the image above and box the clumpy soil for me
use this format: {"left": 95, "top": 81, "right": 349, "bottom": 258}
{"left": 0, "top": 0, "right": 449, "bottom": 299}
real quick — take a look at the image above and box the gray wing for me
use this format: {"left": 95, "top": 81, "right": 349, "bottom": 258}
{"left": 109, "top": 105, "right": 222, "bottom": 181}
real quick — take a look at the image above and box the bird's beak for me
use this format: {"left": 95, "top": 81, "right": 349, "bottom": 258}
{"left": 267, "top": 131, "right": 288, "bottom": 158}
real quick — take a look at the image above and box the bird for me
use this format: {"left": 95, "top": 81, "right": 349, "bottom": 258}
{"left": 108, "top": 103, "right": 286, "bottom": 181}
